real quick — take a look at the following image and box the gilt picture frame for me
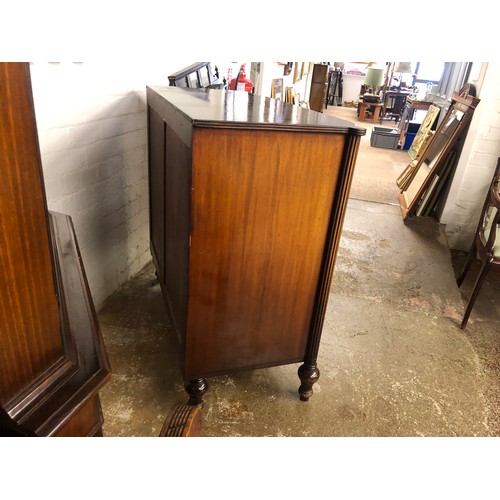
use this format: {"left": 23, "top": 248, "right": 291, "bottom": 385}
{"left": 271, "top": 78, "right": 283, "bottom": 100}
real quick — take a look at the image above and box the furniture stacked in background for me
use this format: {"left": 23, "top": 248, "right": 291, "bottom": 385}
{"left": 0, "top": 62, "right": 112, "bottom": 437}
{"left": 379, "top": 62, "right": 417, "bottom": 123}
{"left": 146, "top": 85, "right": 365, "bottom": 406}
{"left": 168, "top": 62, "right": 225, "bottom": 89}
{"left": 358, "top": 101, "right": 384, "bottom": 123}
{"left": 381, "top": 89, "right": 413, "bottom": 123}
{"left": 357, "top": 99, "right": 383, "bottom": 125}
{"left": 398, "top": 97, "right": 434, "bottom": 149}
{"left": 397, "top": 84, "right": 480, "bottom": 220}
{"left": 326, "top": 66, "right": 343, "bottom": 108}
{"left": 309, "top": 63, "right": 329, "bottom": 112}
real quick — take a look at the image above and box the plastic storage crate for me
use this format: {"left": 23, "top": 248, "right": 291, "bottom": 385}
{"left": 370, "top": 126, "right": 399, "bottom": 149}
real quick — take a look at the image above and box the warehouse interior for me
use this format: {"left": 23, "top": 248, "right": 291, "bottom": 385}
{"left": 1, "top": 22, "right": 499, "bottom": 498}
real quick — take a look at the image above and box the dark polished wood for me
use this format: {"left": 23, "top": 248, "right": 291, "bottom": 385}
{"left": 53, "top": 396, "right": 105, "bottom": 437}
{"left": 184, "top": 378, "right": 208, "bottom": 407}
{"left": 309, "top": 64, "right": 329, "bottom": 112}
{"left": 298, "top": 363, "right": 320, "bottom": 402}
{"left": 160, "top": 404, "right": 203, "bottom": 437}
{"left": 147, "top": 86, "right": 365, "bottom": 406}
{"left": 0, "top": 62, "right": 111, "bottom": 436}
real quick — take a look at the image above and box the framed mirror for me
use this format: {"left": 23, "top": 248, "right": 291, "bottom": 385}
{"left": 398, "top": 84, "right": 480, "bottom": 220}
{"left": 408, "top": 104, "right": 441, "bottom": 162}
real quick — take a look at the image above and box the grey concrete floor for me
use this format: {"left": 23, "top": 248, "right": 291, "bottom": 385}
{"left": 98, "top": 198, "right": 500, "bottom": 437}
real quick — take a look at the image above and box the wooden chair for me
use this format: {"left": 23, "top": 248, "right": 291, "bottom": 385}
{"left": 159, "top": 404, "right": 203, "bottom": 437}
{"left": 457, "top": 157, "right": 500, "bottom": 328}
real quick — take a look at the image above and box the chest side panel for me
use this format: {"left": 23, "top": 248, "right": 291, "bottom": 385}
{"left": 185, "top": 127, "right": 345, "bottom": 378}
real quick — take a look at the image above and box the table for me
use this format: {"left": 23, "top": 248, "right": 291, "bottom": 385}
{"left": 357, "top": 101, "right": 384, "bottom": 123}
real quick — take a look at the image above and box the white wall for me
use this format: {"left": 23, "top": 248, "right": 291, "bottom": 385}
{"left": 342, "top": 74, "right": 365, "bottom": 103}
{"left": 439, "top": 61, "right": 500, "bottom": 251}
{"left": 30, "top": 62, "right": 177, "bottom": 308}
{"left": 257, "top": 62, "right": 311, "bottom": 103}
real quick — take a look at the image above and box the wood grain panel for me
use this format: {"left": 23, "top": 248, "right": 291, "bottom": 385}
{"left": 0, "top": 63, "right": 62, "bottom": 403}
{"left": 1, "top": 63, "right": 111, "bottom": 436}
{"left": 147, "top": 107, "right": 165, "bottom": 281}
{"left": 53, "top": 395, "right": 104, "bottom": 437}
{"left": 163, "top": 124, "right": 191, "bottom": 343}
{"left": 185, "top": 128, "right": 345, "bottom": 378}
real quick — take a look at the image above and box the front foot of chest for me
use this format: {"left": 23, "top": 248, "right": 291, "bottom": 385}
{"left": 184, "top": 378, "right": 209, "bottom": 407}
{"left": 298, "top": 363, "right": 320, "bottom": 402}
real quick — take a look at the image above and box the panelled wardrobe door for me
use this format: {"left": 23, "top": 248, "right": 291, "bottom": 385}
{"left": 0, "top": 62, "right": 111, "bottom": 436}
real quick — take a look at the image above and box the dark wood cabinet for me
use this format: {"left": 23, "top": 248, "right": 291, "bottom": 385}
{"left": 0, "top": 63, "right": 111, "bottom": 436}
{"left": 146, "top": 86, "right": 365, "bottom": 405}
{"left": 309, "top": 64, "right": 329, "bottom": 112}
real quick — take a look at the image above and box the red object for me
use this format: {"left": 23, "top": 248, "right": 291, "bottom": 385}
{"left": 229, "top": 64, "right": 253, "bottom": 92}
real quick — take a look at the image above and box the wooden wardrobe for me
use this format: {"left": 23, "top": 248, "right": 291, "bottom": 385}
{"left": 0, "top": 63, "right": 111, "bottom": 436}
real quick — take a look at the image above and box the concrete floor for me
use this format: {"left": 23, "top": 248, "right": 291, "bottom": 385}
{"left": 98, "top": 106, "right": 500, "bottom": 437}
{"left": 332, "top": 104, "right": 411, "bottom": 206}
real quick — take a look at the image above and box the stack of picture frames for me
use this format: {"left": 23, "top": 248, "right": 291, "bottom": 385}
{"left": 397, "top": 83, "right": 480, "bottom": 220}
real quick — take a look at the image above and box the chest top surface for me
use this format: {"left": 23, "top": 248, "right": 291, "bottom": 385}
{"left": 147, "top": 86, "right": 366, "bottom": 136}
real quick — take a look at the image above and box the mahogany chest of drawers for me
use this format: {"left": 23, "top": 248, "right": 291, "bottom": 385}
{"left": 146, "top": 86, "right": 365, "bottom": 405}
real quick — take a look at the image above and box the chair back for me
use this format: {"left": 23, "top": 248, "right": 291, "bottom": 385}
{"left": 478, "top": 158, "right": 500, "bottom": 259}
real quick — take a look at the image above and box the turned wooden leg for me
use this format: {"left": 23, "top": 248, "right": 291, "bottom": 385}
{"left": 185, "top": 378, "right": 208, "bottom": 407}
{"left": 461, "top": 259, "right": 491, "bottom": 329}
{"left": 298, "top": 363, "right": 320, "bottom": 402}
{"left": 457, "top": 244, "right": 477, "bottom": 287}
{"left": 358, "top": 103, "right": 366, "bottom": 122}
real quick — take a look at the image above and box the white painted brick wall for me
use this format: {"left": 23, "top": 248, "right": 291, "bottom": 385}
{"left": 440, "top": 62, "right": 500, "bottom": 251}
{"left": 30, "top": 62, "right": 177, "bottom": 308}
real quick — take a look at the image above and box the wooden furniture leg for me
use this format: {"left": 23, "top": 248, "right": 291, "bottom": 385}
{"left": 298, "top": 363, "right": 320, "bottom": 401}
{"left": 461, "top": 259, "right": 493, "bottom": 329}
{"left": 185, "top": 378, "right": 208, "bottom": 407}
{"left": 456, "top": 244, "right": 477, "bottom": 287}
{"left": 358, "top": 102, "right": 367, "bottom": 121}
{"left": 372, "top": 105, "right": 382, "bottom": 123}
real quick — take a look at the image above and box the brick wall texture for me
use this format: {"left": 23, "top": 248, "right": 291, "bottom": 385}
{"left": 30, "top": 62, "right": 172, "bottom": 308}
